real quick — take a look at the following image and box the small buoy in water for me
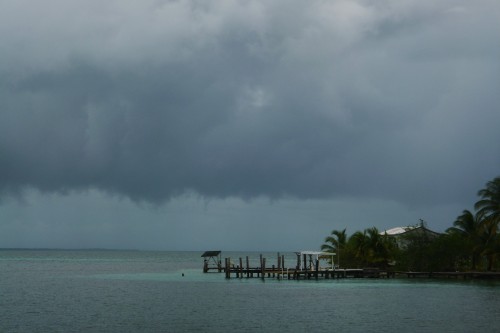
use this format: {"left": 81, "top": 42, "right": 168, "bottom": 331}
{"left": 182, "top": 273, "right": 185, "bottom": 277}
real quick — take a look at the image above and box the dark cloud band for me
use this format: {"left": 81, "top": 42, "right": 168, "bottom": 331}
{"left": 1, "top": 0, "right": 499, "bottom": 206}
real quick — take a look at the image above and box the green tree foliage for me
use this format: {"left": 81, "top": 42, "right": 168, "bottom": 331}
{"left": 395, "top": 228, "right": 434, "bottom": 271}
{"left": 365, "top": 227, "right": 397, "bottom": 267}
{"left": 345, "top": 227, "right": 397, "bottom": 268}
{"left": 321, "top": 176, "right": 500, "bottom": 272}
{"left": 446, "top": 210, "right": 483, "bottom": 270}
{"left": 475, "top": 177, "right": 500, "bottom": 228}
{"left": 475, "top": 176, "right": 500, "bottom": 270}
{"left": 321, "top": 228, "right": 347, "bottom": 268}
{"left": 429, "top": 233, "right": 470, "bottom": 271}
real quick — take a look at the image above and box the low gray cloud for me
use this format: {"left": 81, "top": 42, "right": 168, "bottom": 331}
{"left": 1, "top": 0, "right": 499, "bottom": 209}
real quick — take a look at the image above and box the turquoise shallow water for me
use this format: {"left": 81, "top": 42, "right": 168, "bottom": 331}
{"left": 1, "top": 250, "right": 499, "bottom": 332}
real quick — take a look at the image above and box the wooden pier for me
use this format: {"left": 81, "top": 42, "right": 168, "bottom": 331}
{"left": 203, "top": 252, "right": 500, "bottom": 280}
{"left": 220, "top": 253, "right": 396, "bottom": 280}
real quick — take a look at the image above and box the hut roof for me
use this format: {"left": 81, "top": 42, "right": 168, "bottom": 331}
{"left": 201, "top": 251, "right": 221, "bottom": 257}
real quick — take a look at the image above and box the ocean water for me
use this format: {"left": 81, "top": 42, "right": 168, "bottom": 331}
{"left": 1, "top": 250, "right": 499, "bottom": 332}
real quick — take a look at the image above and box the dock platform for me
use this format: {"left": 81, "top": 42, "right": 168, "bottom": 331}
{"left": 203, "top": 252, "right": 500, "bottom": 280}
{"left": 220, "top": 254, "right": 395, "bottom": 280}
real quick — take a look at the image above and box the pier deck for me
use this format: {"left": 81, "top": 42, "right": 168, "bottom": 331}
{"left": 203, "top": 253, "right": 500, "bottom": 280}
{"left": 224, "top": 267, "right": 395, "bottom": 279}
{"left": 221, "top": 255, "right": 395, "bottom": 280}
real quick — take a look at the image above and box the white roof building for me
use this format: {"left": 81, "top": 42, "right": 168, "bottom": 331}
{"left": 382, "top": 226, "right": 417, "bottom": 236}
{"left": 381, "top": 224, "right": 440, "bottom": 236}
{"left": 380, "top": 224, "right": 441, "bottom": 247}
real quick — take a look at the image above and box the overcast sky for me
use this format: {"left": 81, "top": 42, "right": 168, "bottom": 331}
{"left": 1, "top": 0, "right": 499, "bottom": 251}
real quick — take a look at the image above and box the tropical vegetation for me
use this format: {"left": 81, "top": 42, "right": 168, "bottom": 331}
{"left": 321, "top": 176, "right": 500, "bottom": 271}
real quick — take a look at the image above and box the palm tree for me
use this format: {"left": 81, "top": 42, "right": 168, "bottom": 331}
{"left": 365, "top": 227, "right": 396, "bottom": 267}
{"left": 321, "top": 228, "right": 347, "bottom": 268}
{"left": 475, "top": 176, "right": 500, "bottom": 270}
{"left": 446, "top": 210, "right": 483, "bottom": 270}
{"left": 475, "top": 176, "right": 500, "bottom": 229}
{"left": 348, "top": 230, "right": 370, "bottom": 266}
{"left": 478, "top": 224, "right": 499, "bottom": 271}
{"left": 347, "top": 228, "right": 393, "bottom": 267}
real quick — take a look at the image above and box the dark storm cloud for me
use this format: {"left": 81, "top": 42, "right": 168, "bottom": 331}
{"left": 1, "top": 0, "right": 499, "bottom": 206}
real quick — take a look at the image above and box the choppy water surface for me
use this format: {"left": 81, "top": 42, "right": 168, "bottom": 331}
{"left": 1, "top": 250, "right": 499, "bottom": 332}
